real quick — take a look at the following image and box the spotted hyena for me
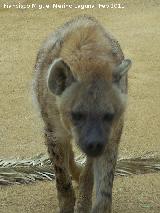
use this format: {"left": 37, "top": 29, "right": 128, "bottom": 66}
{"left": 33, "top": 15, "right": 132, "bottom": 213}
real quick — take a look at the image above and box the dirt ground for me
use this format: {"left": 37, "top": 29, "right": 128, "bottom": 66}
{"left": 0, "top": 0, "right": 160, "bottom": 212}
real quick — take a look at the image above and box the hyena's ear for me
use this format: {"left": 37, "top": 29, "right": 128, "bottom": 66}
{"left": 112, "top": 59, "right": 132, "bottom": 82}
{"left": 47, "top": 58, "right": 75, "bottom": 95}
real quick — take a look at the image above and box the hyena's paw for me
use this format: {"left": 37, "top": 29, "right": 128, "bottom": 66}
{"left": 59, "top": 200, "right": 75, "bottom": 213}
{"left": 74, "top": 198, "right": 92, "bottom": 213}
{"left": 58, "top": 189, "right": 76, "bottom": 213}
{"left": 91, "top": 203, "right": 111, "bottom": 213}
{"left": 74, "top": 207, "right": 90, "bottom": 213}
{"left": 59, "top": 208, "right": 74, "bottom": 213}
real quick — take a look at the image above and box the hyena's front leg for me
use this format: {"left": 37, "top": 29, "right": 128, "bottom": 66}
{"left": 92, "top": 146, "right": 118, "bottom": 213}
{"left": 45, "top": 128, "right": 75, "bottom": 213}
{"left": 75, "top": 157, "right": 94, "bottom": 213}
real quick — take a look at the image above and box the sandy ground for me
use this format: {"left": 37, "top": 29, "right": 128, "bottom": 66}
{"left": 0, "top": 0, "right": 160, "bottom": 212}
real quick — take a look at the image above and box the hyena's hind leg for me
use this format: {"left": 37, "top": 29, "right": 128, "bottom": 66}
{"left": 44, "top": 127, "right": 75, "bottom": 213}
{"left": 68, "top": 142, "right": 83, "bottom": 183}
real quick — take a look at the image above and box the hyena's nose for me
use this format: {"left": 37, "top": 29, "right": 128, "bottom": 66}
{"left": 86, "top": 140, "right": 105, "bottom": 157}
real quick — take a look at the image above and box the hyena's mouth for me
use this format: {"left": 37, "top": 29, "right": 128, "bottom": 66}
{"left": 79, "top": 142, "right": 105, "bottom": 158}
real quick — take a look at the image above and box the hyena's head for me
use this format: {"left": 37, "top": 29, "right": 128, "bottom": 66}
{"left": 47, "top": 58, "right": 131, "bottom": 157}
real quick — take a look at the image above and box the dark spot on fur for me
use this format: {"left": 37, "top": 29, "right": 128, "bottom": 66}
{"left": 63, "top": 182, "right": 71, "bottom": 192}
{"left": 110, "top": 171, "right": 114, "bottom": 182}
{"left": 108, "top": 170, "right": 114, "bottom": 187}
{"left": 56, "top": 178, "right": 60, "bottom": 185}
{"left": 52, "top": 151, "right": 56, "bottom": 156}
{"left": 54, "top": 165, "right": 63, "bottom": 173}
{"left": 52, "top": 143, "right": 56, "bottom": 147}
{"left": 56, "top": 179, "right": 71, "bottom": 193}
{"left": 101, "top": 191, "right": 112, "bottom": 200}
{"left": 54, "top": 165, "right": 58, "bottom": 172}
{"left": 55, "top": 154, "right": 59, "bottom": 160}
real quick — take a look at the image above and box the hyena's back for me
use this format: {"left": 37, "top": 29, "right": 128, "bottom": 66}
{"left": 34, "top": 15, "right": 125, "bottom": 127}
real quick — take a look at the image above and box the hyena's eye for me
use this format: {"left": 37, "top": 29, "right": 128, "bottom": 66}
{"left": 71, "top": 112, "right": 86, "bottom": 122}
{"left": 103, "top": 113, "right": 114, "bottom": 122}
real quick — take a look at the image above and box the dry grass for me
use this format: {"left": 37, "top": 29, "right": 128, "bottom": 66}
{"left": 0, "top": 153, "right": 160, "bottom": 185}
